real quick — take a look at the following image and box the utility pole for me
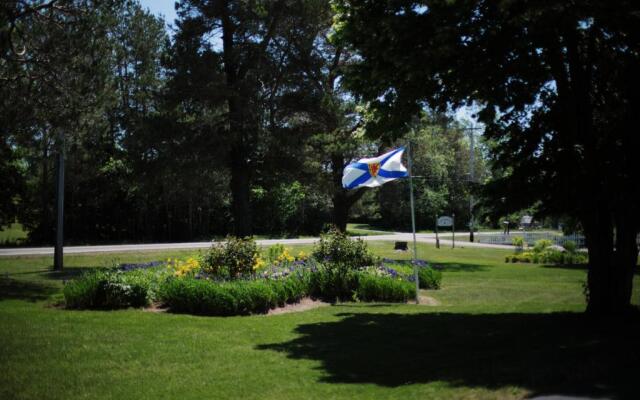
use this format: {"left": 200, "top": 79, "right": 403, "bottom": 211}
{"left": 54, "top": 132, "right": 65, "bottom": 271}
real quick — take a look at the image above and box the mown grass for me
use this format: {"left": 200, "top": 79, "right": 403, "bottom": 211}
{"left": 345, "top": 223, "right": 390, "bottom": 236}
{"left": 1, "top": 242, "right": 639, "bottom": 400}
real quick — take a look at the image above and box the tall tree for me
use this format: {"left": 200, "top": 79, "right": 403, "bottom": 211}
{"left": 174, "top": 0, "right": 330, "bottom": 236}
{"left": 2, "top": 1, "right": 170, "bottom": 243}
{"left": 333, "top": 0, "right": 640, "bottom": 314}
{"left": 297, "top": 29, "right": 369, "bottom": 232}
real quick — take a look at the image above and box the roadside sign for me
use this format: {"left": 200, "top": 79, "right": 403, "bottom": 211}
{"left": 437, "top": 216, "right": 453, "bottom": 227}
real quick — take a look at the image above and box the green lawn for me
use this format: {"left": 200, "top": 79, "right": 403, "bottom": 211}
{"left": 1, "top": 243, "right": 639, "bottom": 400}
{"left": 346, "top": 223, "right": 391, "bottom": 236}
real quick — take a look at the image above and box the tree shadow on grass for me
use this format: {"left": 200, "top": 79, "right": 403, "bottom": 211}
{"left": 257, "top": 312, "right": 640, "bottom": 399}
{"left": 0, "top": 277, "right": 57, "bottom": 302}
{"left": 541, "top": 263, "right": 589, "bottom": 271}
{"left": 388, "top": 259, "right": 487, "bottom": 272}
{"left": 542, "top": 264, "right": 640, "bottom": 275}
{"left": 432, "top": 261, "right": 487, "bottom": 272}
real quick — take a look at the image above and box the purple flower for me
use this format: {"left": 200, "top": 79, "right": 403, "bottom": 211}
{"left": 119, "top": 260, "right": 163, "bottom": 271}
{"left": 412, "top": 259, "right": 428, "bottom": 267}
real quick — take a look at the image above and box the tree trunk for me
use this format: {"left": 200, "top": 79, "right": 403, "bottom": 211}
{"left": 221, "top": 1, "right": 253, "bottom": 237}
{"left": 332, "top": 192, "right": 349, "bottom": 232}
{"left": 584, "top": 207, "right": 638, "bottom": 315}
{"left": 230, "top": 147, "right": 252, "bottom": 237}
{"left": 330, "top": 155, "right": 367, "bottom": 232}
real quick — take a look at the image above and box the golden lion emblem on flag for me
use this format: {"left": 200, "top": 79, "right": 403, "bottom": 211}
{"left": 368, "top": 162, "right": 381, "bottom": 177}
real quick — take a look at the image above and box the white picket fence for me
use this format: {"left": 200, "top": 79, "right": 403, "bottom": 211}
{"left": 476, "top": 232, "right": 586, "bottom": 248}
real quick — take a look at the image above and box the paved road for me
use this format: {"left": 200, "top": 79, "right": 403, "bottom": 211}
{"left": 0, "top": 232, "right": 514, "bottom": 257}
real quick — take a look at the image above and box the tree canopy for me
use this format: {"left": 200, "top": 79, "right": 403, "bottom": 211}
{"left": 0, "top": 1, "right": 490, "bottom": 257}
{"left": 333, "top": 0, "right": 640, "bottom": 314}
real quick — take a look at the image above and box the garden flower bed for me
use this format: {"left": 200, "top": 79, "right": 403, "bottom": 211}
{"left": 63, "top": 230, "right": 442, "bottom": 316}
{"left": 505, "top": 238, "right": 588, "bottom": 265}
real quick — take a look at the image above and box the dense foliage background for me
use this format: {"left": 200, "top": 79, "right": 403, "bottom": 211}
{"left": 1, "top": 0, "right": 487, "bottom": 244}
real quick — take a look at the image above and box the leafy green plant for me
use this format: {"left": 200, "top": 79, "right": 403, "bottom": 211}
{"left": 64, "top": 269, "right": 159, "bottom": 309}
{"left": 159, "top": 274, "right": 310, "bottom": 316}
{"left": 418, "top": 267, "right": 442, "bottom": 289}
{"left": 562, "top": 240, "right": 577, "bottom": 254}
{"left": 533, "top": 239, "right": 553, "bottom": 253}
{"left": 202, "top": 236, "right": 259, "bottom": 279}
{"left": 312, "top": 227, "right": 377, "bottom": 271}
{"left": 355, "top": 274, "right": 414, "bottom": 302}
{"left": 266, "top": 244, "right": 286, "bottom": 264}
{"left": 159, "top": 278, "right": 236, "bottom": 315}
{"left": 508, "top": 247, "right": 588, "bottom": 265}
{"left": 308, "top": 266, "right": 360, "bottom": 301}
{"left": 512, "top": 236, "right": 525, "bottom": 252}
{"left": 267, "top": 273, "right": 309, "bottom": 307}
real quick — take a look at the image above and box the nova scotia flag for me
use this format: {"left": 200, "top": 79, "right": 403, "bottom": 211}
{"left": 342, "top": 147, "right": 409, "bottom": 189}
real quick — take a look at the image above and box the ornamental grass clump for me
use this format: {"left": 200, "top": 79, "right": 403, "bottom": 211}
{"left": 308, "top": 266, "right": 360, "bottom": 302}
{"left": 355, "top": 273, "right": 415, "bottom": 302}
{"left": 417, "top": 266, "right": 442, "bottom": 289}
{"left": 159, "top": 274, "right": 310, "bottom": 316}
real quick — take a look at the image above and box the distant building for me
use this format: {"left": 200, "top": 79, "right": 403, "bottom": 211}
{"left": 520, "top": 215, "right": 533, "bottom": 230}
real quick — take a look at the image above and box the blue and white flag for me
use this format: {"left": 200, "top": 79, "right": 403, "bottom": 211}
{"left": 342, "top": 147, "right": 409, "bottom": 189}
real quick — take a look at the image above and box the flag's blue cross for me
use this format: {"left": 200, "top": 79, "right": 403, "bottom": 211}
{"left": 344, "top": 147, "right": 408, "bottom": 189}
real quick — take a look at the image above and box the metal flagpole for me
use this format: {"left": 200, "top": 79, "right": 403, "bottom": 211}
{"left": 407, "top": 141, "right": 419, "bottom": 303}
{"left": 54, "top": 131, "right": 65, "bottom": 271}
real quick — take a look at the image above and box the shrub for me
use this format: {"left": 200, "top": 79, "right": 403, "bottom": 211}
{"left": 511, "top": 251, "right": 534, "bottom": 263}
{"left": 64, "top": 270, "right": 107, "bottom": 309}
{"left": 266, "top": 273, "right": 309, "bottom": 307}
{"left": 507, "top": 246, "right": 588, "bottom": 265}
{"left": 543, "top": 249, "right": 564, "bottom": 264}
{"left": 562, "top": 240, "right": 577, "bottom": 254}
{"left": 202, "top": 236, "right": 259, "bottom": 279}
{"left": 312, "top": 227, "right": 377, "bottom": 271}
{"left": 356, "top": 274, "right": 415, "bottom": 302}
{"left": 308, "top": 266, "right": 359, "bottom": 301}
{"left": 512, "top": 236, "right": 525, "bottom": 251}
{"left": 566, "top": 252, "right": 588, "bottom": 265}
{"left": 64, "top": 269, "right": 158, "bottom": 309}
{"left": 159, "top": 274, "right": 311, "bottom": 316}
{"left": 418, "top": 267, "right": 442, "bottom": 289}
{"left": 533, "top": 239, "right": 553, "bottom": 253}
{"left": 160, "top": 278, "right": 236, "bottom": 315}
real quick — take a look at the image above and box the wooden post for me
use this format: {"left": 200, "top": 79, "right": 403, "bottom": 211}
{"left": 452, "top": 213, "right": 456, "bottom": 249}
{"left": 435, "top": 215, "right": 440, "bottom": 249}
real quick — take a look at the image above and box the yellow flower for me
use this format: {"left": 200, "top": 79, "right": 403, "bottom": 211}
{"left": 253, "top": 257, "right": 266, "bottom": 271}
{"left": 170, "top": 257, "right": 201, "bottom": 277}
